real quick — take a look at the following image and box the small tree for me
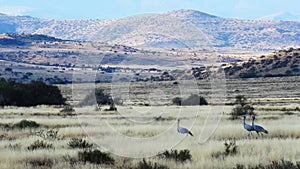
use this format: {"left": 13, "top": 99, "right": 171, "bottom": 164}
{"left": 80, "top": 88, "right": 113, "bottom": 106}
{"left": 230, "top": 95, "right": 254, "bottom": 120}
{"left": 234, "top": 95, "right": 247, "bottom": 107}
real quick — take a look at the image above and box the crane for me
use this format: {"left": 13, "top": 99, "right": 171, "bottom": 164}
{"left": 242, "top": 115, "right": 254, "bottom": 135}
{"left": 177, "top": 118, "right": 193, "bottom": 136}
{"left": 251, "top": 115, "right": 268, "bottom": 135}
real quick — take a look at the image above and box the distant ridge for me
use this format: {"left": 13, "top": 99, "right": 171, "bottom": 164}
{"left": 261, "top": 12, "right": 300, "bottom": 22}
{"left": 166, "top": 9, "right": 217, "bottom": 19}
{"left": 0, "top": 9, "right": 300, "bottom": 50}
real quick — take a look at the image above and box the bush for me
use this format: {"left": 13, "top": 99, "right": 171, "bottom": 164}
{"left": 183, "top": 94, "right": 208, "bottom": 105}
{"left": 27, "top": 140, "right": 54, "bottom": 151}
{"left": 78, "top": 149, "right": 114, "bottom": 165}
{"left": 158, "top": 149, "right": 192, "bottom": 163}
{"left": 230, "top": 105, "right": 254, "bottom": 120}
{"left": 0, "top": 78, "right": 66, "bottom": 106}
{"left": 172, "top": 97, "right": 182, "bottom": 106}
{"left": 80, "top": 88, "right": 113, "bottom": 106}
{"left": 35, "top": 129, "right": 59, "bottom": 140}
{"left": 68, "top": 138, "right": 93, "bottom": 149}
{"left": 230, "top": 95, "right": 254, "bottom": 120}
{"left": 60, "top": 105, "right": 75, "bottom": 113}
{"left": 212, "top": 139, "right": 238, "bottom": 159}
{"left": 172, "top": 94, "right": 208, "bottom": 106}
{"left": 135, "top": 159, "right": 169, "bottom": 169}
{"left": 224, "top": 139, "right": 238, "bottom": 156}
{"left": 14, "top": 119, "right": 40, "bottom": 129}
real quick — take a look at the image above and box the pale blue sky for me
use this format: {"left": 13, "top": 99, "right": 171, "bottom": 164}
{"left": 0, "top": 0, "right": 299, "bottom": 20}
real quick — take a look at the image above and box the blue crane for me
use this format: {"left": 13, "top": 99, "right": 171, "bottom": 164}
{"left": 251, "top": 115, "right": 268, "bottom": 135}
{"left": 242, "top": 115, "right": 254, "bottom": 135}
{"left": 177, "top": 118, "right": 193, "bottom": 136}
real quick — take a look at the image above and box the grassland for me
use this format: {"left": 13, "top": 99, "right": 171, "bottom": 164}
{"left": 0, "top": 76, "right": 299, "bottom": 169}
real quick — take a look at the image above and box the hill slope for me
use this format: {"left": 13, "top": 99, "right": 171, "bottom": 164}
{"left": 224, "top": 48, "right": 300, "bottom": 78}
{"left": 0, "top": 10, "right": 300, "bottom": 50}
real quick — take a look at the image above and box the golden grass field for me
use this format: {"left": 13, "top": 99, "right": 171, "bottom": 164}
{"left": 0, "top": 77, "right": 299, "bottom": 169}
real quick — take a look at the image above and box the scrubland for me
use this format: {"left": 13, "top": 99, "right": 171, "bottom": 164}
{"left": 0, "top": 77, "right": 299, "bottom": 169}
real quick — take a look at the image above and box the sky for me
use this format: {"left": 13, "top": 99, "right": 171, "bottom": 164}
{"left": 0, "top": 0, "right": 299, "bottom": 20}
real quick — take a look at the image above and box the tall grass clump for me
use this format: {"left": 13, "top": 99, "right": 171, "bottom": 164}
{"left": 78, "top": 149, "right": 114, "bottom": 165}
{"left": 27, "top": 140, "right": 54, "bottom": 151}
{"left": 212, "top": 139, "right": 238, "bottom": 159}
{"left": 68, "top": 138, "right": 93, "bottom": 149}
{"left": 135, "top": 159, "right": 169, "bottom": 169}
{"left": 27, "top": 158, "right": 53, "bottom": 168}
{"left": 234, "top": 159, "right": 300, "bottom": 169}
{"left": 158, "top": 149, "right": 192, "bottom": 162}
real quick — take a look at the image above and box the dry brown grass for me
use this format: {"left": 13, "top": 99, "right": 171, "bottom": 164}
{"left": 0, "top": 104, "right": 299, "bottom": 169}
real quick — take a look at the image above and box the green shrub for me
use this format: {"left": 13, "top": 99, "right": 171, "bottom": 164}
{"left": 183, "top": 94, "right": 208, "bottom": 105}
{"left": 68, "top": 138, "right": 93, "bottom": 149}
{"left": 283, "top": 111, "right": 294, "bottom": 115}
{"left": 80, "top": 88, "right": 113, "bottom": 106}
{"left": 27, "top": 140, "right": 54, "bottom": 151}
{"left": 172, "top": 94, "right": 208, "bottom": 106}
{"left": 78, "top": 149, "right": 114, "bottom": 165}
{"left": 0, "top": 78, "right": 66, "bottom": 106}
{"left": 230, "top": 95, "right": 254, "bottom": 120}
{"left": 14, "top": 119, "right": 40, "bottom": 129}
{"left": 158, "top": 149, "right": 192, "bottom": 162}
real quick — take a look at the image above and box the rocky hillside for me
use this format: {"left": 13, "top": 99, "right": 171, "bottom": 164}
{"left": 1, "top": 10, "right": 300, "bottom": 50}
{"left": 224, "top": 48, "right": 300, "bottom": 78}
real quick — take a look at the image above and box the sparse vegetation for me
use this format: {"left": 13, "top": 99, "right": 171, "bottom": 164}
{"left": 158, "top": 149, "right": 192, "bottom": 162}
{"left": 27, "top": 158, "right": 53, "bottom": 168}
{"left": 135, "top": 159, "right": 169, "bottom": 169}
{"left": 0, "top": 77, "right": 299, "bottom": 169}
{"left": 27, "top": 140, "right": 54, "bottom": 151}
{"left": 68, "top": 138, "right": 93, "bottom": 149}
{"left": 234, "top": 159, "right": 300, "bottom": 169}
{"left": 78, "top": 149, "right": 115, "bottom": 165}
{"left": 212, "top": 139, "right": 238, "bottom": 159}
{"left": 35, "top": 129, "right": 59, "bottom": 140}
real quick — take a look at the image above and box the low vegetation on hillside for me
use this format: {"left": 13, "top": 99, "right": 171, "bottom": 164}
{"left": 224, "top": 47, "right": 300, "bottom": 78}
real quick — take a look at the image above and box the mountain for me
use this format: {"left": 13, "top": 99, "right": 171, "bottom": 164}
{"left": 1, "top": 9, "right": 300, "bottom": 50}
{"left": 261, "top": 12, "right": 300, "bottom": 22}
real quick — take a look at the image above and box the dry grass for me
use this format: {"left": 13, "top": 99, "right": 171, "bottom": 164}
{"left": 0, "top": 104, "right": 299, "bottom": 169}
{"left": 0, "top": 77, "right": 299, "bottom": 168}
